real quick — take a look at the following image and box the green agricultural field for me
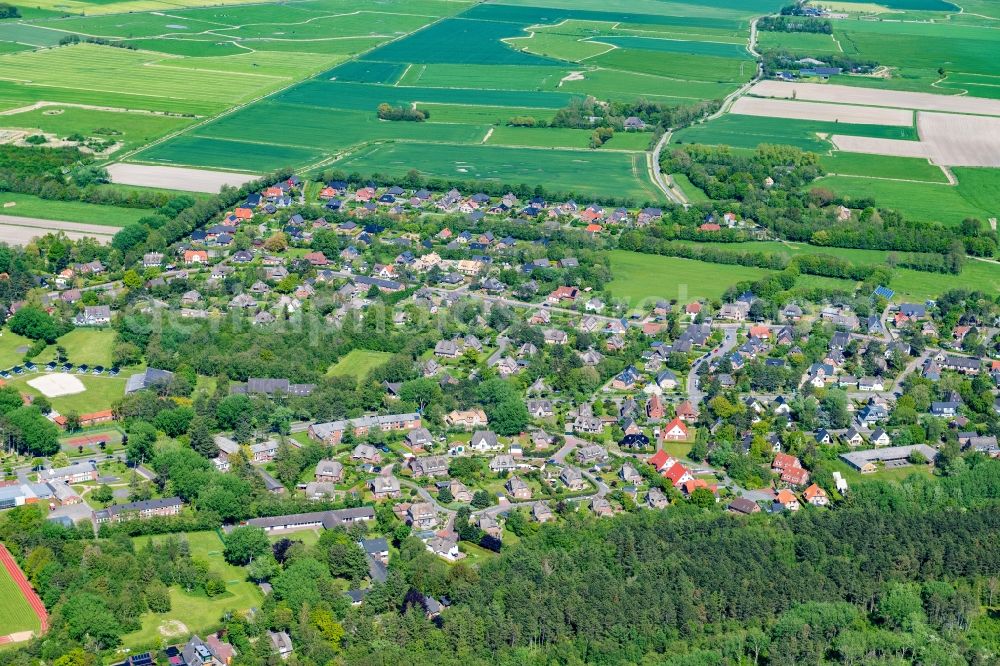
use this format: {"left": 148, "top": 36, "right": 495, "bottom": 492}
{"left": 0, "top": 44, "right": 291, "bottom": 115}
{"left": 332, "top": 142, "right": 662, "bottom": 201}
{"left": 819, "top": 153, "right": 950, "bottom": 183}
{"left": 0, "top": 560, "right": 40, "bottom": 636}
{"left": 125, "top": 0, "right": 759, "bottom": 193}
{"left": 57, "top": 328, "right": 116, "bottom": 367}
{"left": 326, "top": 349, "right": 392, "bottom": 379}
{"left": 607, "top": 250, "right": 774, "bottom": 304}
{"left": 672, "top": 115, "right": 917, "bottom": 152}
{"left": 487, "top": 126, "right": 600, "bottom": 149}
{"left": 396, "top": 63, "right": 569, "bottom": 90}
{"left": 124, "top": 531, "right": 262, "bottom": 651}
{"left": 593, "top": 49, "right": 753, "bottom": 83}
{"left": 0, "top": 193, "right": 153, "bottom": 227}
{"left": 756, "top": 30, "right": 841, "bottom": 53}
{"left": 416, "top": 104, "right": 559, "bottom": 125}
{"left": 136, "top": 135, "right": 324, "bottom": 171}
{"left": 192, "top": 104, "right": 488, "bottom": 154}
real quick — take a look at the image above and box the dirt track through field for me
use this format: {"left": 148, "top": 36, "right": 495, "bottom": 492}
{"left": 0, "top": 544, "right": 48, "bottom": 636}
{"left": 749, "top": 80, "right": 1000, "bottom": 116}
{"left": 108, "top": 163, "right": 256, "bottom": 193}
{"left": 731, "top": 96, "right": 913, "bottom": 126}
{"left": 0, "top": 215, "right": 119, "bottom": 245}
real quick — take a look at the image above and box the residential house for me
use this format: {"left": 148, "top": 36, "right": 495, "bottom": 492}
{"left": 560, "top": 466, "right": 586, "bottom": 491}
{"left": 470, "top": 430, "right": 501, "bottom": 452}
{"left": 661, "top": 417, "right": 689, "bottom": 442}
{"left": 368, "top": 476, "right": 401, "bottom": 499}
{"left": 728, "top": 498, "right": 761, "bottom": 515}
{"left": 407, "top": 502, "right": 437, "bottom": 529}
{"left": 803, "top": 483, "right": 828, "bottom": 506}
{"left": 410, "top": 455, "right": 450, "bottom": 479}
{"left": 506, "top": 476, "right": 531, "bottom": 499}
{"left": 315, "top": 460, "right": 344, "bottom": 483}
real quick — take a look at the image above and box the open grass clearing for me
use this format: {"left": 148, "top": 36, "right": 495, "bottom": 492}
{"left": 57, "top": 328, "right": 116, "bottom": 367}
{"left": 124, "top": 531, "right": 261, "bottom": 651}
{"left": 0, "top": 106, "right": 192, "bottom": 152}
{"left": 0, "top": 331, "right": 36, "bottom": 369}
{"left": 678, "top": 240, "right": 1000, "bottom": 299}
{"left": 607, "top": 250, "right": 774, "bottom": 305}
{"left": 326, "top": 349, "right": 392, "bottom": 379}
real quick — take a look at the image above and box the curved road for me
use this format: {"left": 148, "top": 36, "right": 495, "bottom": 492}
{"left": 648, "top": 18, "right": 762, "bottom": 205}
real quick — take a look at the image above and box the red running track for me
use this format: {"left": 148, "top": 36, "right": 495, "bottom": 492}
{"left": 0, "top": 543, "right": 48, "bottom": 633}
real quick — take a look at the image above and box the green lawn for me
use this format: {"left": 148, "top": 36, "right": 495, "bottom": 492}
{"left": 57, "top": 328, "right": 115, "bottom": 367}
{"left": 123, "top": 531, "right": 262, "bottom": 649}
{"left": 0, "top": 331, "right": 35, "bottom": 368}
{"left": 326, "top": 349, "right": 393, "bottom": 379}
{"left": 0, "top": 193, "right": 153, "bottom": 228}
{"left": 0, "top": 559, "right": 40, "bottom": 636}
{"left": 830, "top": 458, "right": 937, "bottom": 488}
{"left": 608, "top": 250, "right": 773, "bottom": 305}
{"left": 268, "top": 529, "right": 322, "bottom": 547}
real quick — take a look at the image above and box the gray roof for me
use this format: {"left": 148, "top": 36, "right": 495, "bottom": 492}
{"left": 125, "top": 368, "right": 174, "bottom": 393}
{"left": 245, "top": 507, "right": 375, "bottom": 530}
{"left": 841, "top": 445, "right": 936, "bottom": 469}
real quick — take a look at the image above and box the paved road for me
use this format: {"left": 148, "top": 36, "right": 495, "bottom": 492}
{"left": 686, "top": 325, "right": 740, "bottom": 403}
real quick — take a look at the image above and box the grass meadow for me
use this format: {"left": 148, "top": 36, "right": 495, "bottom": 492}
{"left": 326, "top": 349, "right": 393, "bottom": 379}
{"left": 811, "top": 171, "right": 1000, "bottom": 226}
{"left": 0, "top": 193, "right": 152, "bottom": 227}
{"left": 123, "top": 531, "right": 261, "bottom": 651}
{"left": 11, "top": 373, "right": 128, "bottom": 414}
{"left": 607, "top": 250, "right": 774, "bottom": 304}
{"left": 818, "top": 153, "right": 950, "bottom": 183}
{"left": 673, "top": 240, "right": 1000, "bottom": 300}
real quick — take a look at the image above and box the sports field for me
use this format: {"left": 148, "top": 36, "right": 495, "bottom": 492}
{"left": 326, "top": 349, "right": 392, "bottom": 379}
{"left": 0, "top": 545, "right": 44, "bottom": 638}
{"left": 11, "top": 373, "right": 128, "bottom": 414}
